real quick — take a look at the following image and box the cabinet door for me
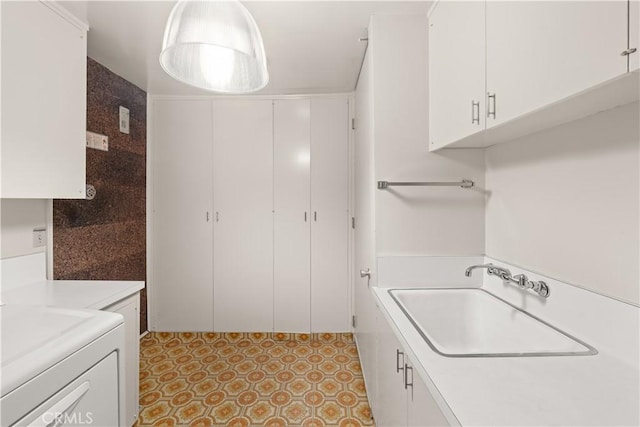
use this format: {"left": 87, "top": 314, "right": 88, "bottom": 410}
{"left": 107, "top": 295, "right": 140, "bottom": 427}
{"left": 274, "top": 100, "right": 311, "bottom": 333}
{"left": 213, "top": 100, "right": 274, "bottom": 332}
{"left": 310, "top": 98, "right": 350, "bottom": 332}
{"left": 376, "top": 306, "right": 408, "bottom": 427}
{"left": 630, "top": 0, "right": 639, "bottom": 71}
{"left": 353, "top": 49, "right": 378, "bottom": 414}
{"left": 486, "top": 1, "right": 628, "bottom": 127}
{"left": 1, "top": 1, "right": 86, "bottom": 198}
{"left": 152, "top": 100, "right": 214, "bottom": 331}
{"left": 406, "top": 357, "right": 450, "bottom": 427}
{"left": 428, "top": 1, "right": 485, "bottom": 149}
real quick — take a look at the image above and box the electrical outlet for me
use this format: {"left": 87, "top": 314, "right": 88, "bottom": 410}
{"left": 33, "top": 228, "right": 46, "bottom": 248}
{"left": 119, "top": 106, "right": 130, "bottom": 134}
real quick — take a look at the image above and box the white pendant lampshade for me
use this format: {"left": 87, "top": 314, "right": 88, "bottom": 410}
{"left": 160, "top": 0, "right": 269, "bottom": 94}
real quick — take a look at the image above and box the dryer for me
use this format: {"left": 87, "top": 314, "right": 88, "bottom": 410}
{"left": 1, "top": 305, "right": 125, "bottom": 426}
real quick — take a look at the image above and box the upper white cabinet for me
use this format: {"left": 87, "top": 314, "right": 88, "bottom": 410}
{"left": 429, "top": 0, "right": 639, "bottom": 150}
{"left": 631, "top": 0, "right": 639, "bottom": 72}
{"left": 428, "top": 1, "right": 486, "bottom": 150}
{"left": 213, "top": 100, "right": 274, "bottom": 332}
{"left": 485, "top": 1, "right": 628, "bottom": 128}
{"left": 1, "top": 1, "right": 87, "bottom": 198}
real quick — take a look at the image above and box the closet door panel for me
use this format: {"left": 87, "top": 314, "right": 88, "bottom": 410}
{"left": 274, "top": 100, "right": 311, "bottom": 333}
{"left": 310, "top": 98, "right": 350, "bottom": 332}
{"left": 213, "top": 100, "right": 274, "bottom": 332}
{"left": 153, "top": 99, "right": 213, "bottom": 331}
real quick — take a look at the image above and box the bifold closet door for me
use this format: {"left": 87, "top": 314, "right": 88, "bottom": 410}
{"left": 152, "top": 99, "right": 213, "bottom": 331}
{"left": 310, "top": 98, "right": 350, "bottom": 332}
{"left": 213, "top": 100, "right": 274, "bottom": 332}
{"left": 274, "top": 100, "right": 311, "bottom": 332}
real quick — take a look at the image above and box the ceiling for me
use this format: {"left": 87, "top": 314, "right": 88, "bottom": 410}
{"left": 60, "top": 1, "right": 430, "bottom": 96}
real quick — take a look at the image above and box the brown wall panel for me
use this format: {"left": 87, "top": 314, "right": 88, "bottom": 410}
{"left": 54, "top": 57, "right": 147, "bottom": 332}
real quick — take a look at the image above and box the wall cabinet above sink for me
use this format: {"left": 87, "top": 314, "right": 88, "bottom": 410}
{"left": 429, "top": 0, "right": 639, "bottom": 150}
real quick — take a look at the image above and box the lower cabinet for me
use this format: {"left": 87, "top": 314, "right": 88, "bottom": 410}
{"left": 375, "top": 303, "right": 450, "bottom": 427}
{"left": 407, "top": 362, "right": 450, "bottom": 427}
{"left": 104, "top": 293, "right": 140, "bottom": 427}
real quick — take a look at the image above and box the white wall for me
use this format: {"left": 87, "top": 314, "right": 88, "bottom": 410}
{"left": 0, "top": 199, "right": 47, "bottom": 259}
{"left": 486, "top": 102, "right": 639, "bottom": 305}
{"left": 370, "top": 15, "right": 485, "bottom": 256}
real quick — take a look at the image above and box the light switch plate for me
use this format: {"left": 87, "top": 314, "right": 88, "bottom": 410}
{"left": 86, "top": 131, "right": 108, "bottom": 151}
{"left": 119, "top": 106, "right": 130, "bottom": 134}
{"left": 33, "top": 228, "right": 46, "bottom": 248}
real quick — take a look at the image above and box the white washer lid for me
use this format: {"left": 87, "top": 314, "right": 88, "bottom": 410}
{"left": 0, "top": 305, "right": 123, "bottom": 396}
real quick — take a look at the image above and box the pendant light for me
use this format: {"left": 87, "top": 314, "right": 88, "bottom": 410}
{"left": 160, "top": 0, "right": 269, "bottom": 94}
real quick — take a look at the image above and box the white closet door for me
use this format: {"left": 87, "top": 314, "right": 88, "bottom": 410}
{"left": 152, "top": 99, "right": 214, "bottom": 331}
{"left": 213, "top": 100, "right": 274, "bottom": 332}
{"left": 310, "top": 98, "right": 350, "bottom": 332}
{"left": 274, "top": 100, "right": 311, "bottom": 333}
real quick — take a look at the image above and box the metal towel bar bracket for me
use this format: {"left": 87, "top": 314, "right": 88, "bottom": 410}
{"left": 377, "top": 180, "right": 474, "bottom": 190}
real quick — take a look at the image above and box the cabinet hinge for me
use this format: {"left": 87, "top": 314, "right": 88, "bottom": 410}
{"left": 351, "top": 217, "right": 356, "bottom": 229}
{"left": 351, "top": 118, "right": 356, "bottom": 130}
{"left": 352, "top": 315, "right": 357, "bottom": 328}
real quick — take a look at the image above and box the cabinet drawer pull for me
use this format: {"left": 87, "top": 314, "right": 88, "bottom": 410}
{"left": 404, "top": 364, "right": 413, "bottom": 390}
{"left": 487, "top": 93, "right": 496, "bottom": 119}
{"left": 396, "top": 349, "right": 404, "bottom": 373}
{"left": 471, "top": 100, "right": 480, "bottom": 125}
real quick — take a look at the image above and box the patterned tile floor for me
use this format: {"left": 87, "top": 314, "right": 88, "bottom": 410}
{"left": 136, "top": 332, "right": 375, "bottom": 427}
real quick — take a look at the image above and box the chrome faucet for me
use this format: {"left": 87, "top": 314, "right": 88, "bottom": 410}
{"left": 465, "top": 263, "right": 511, "bottom": 280}
{"left": 465, "top": 263, "right": 550, "bottom": 298}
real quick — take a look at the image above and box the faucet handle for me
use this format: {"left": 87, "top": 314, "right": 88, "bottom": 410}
{"left": 513, "top": 274, "right": 528, "bottom": 288}
{"left": 536, "top": 281, "right": 550, "bottom": 298}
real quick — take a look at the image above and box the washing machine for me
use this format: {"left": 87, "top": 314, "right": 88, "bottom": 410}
{"left": 1, "top": 305, "right": 125, "bottom": 426}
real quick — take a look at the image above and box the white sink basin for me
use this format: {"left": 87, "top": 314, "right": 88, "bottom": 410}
{"left": 389, "top": 288, "right": 596, "bottom": 357}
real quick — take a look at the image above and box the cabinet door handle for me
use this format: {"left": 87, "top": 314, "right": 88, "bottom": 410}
{"left": 621, "top": 48, "right": 637, "bottom": 56}
{"left": 396, "top": 349, "right": 404, "bottom": 373}
{"left": 487, "top": 93, "right": 496, "bottom": 119}
{"left": 206, "top": 211, "right": 210, "bottom": 222}
{"left": 314, "top": 211, "right": 317, "bottom": 222}
{"left": 404, "top": 364, "right": 413, "bottom": 390}
{"left": 471, "top": 100, "right": 480, "bottom": 125}
{"left": 216, "top": 212, "right": 219, "bottom": 222}
{"left": 304, "top": 212, "right": 307, "bottom": 222}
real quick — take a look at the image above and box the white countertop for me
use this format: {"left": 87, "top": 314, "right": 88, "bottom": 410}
{"left": 1, "top": 280, "right": 144, "bottom": 310}
{"left": 373, "top": 286, "right": 640, "bottom": 426}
